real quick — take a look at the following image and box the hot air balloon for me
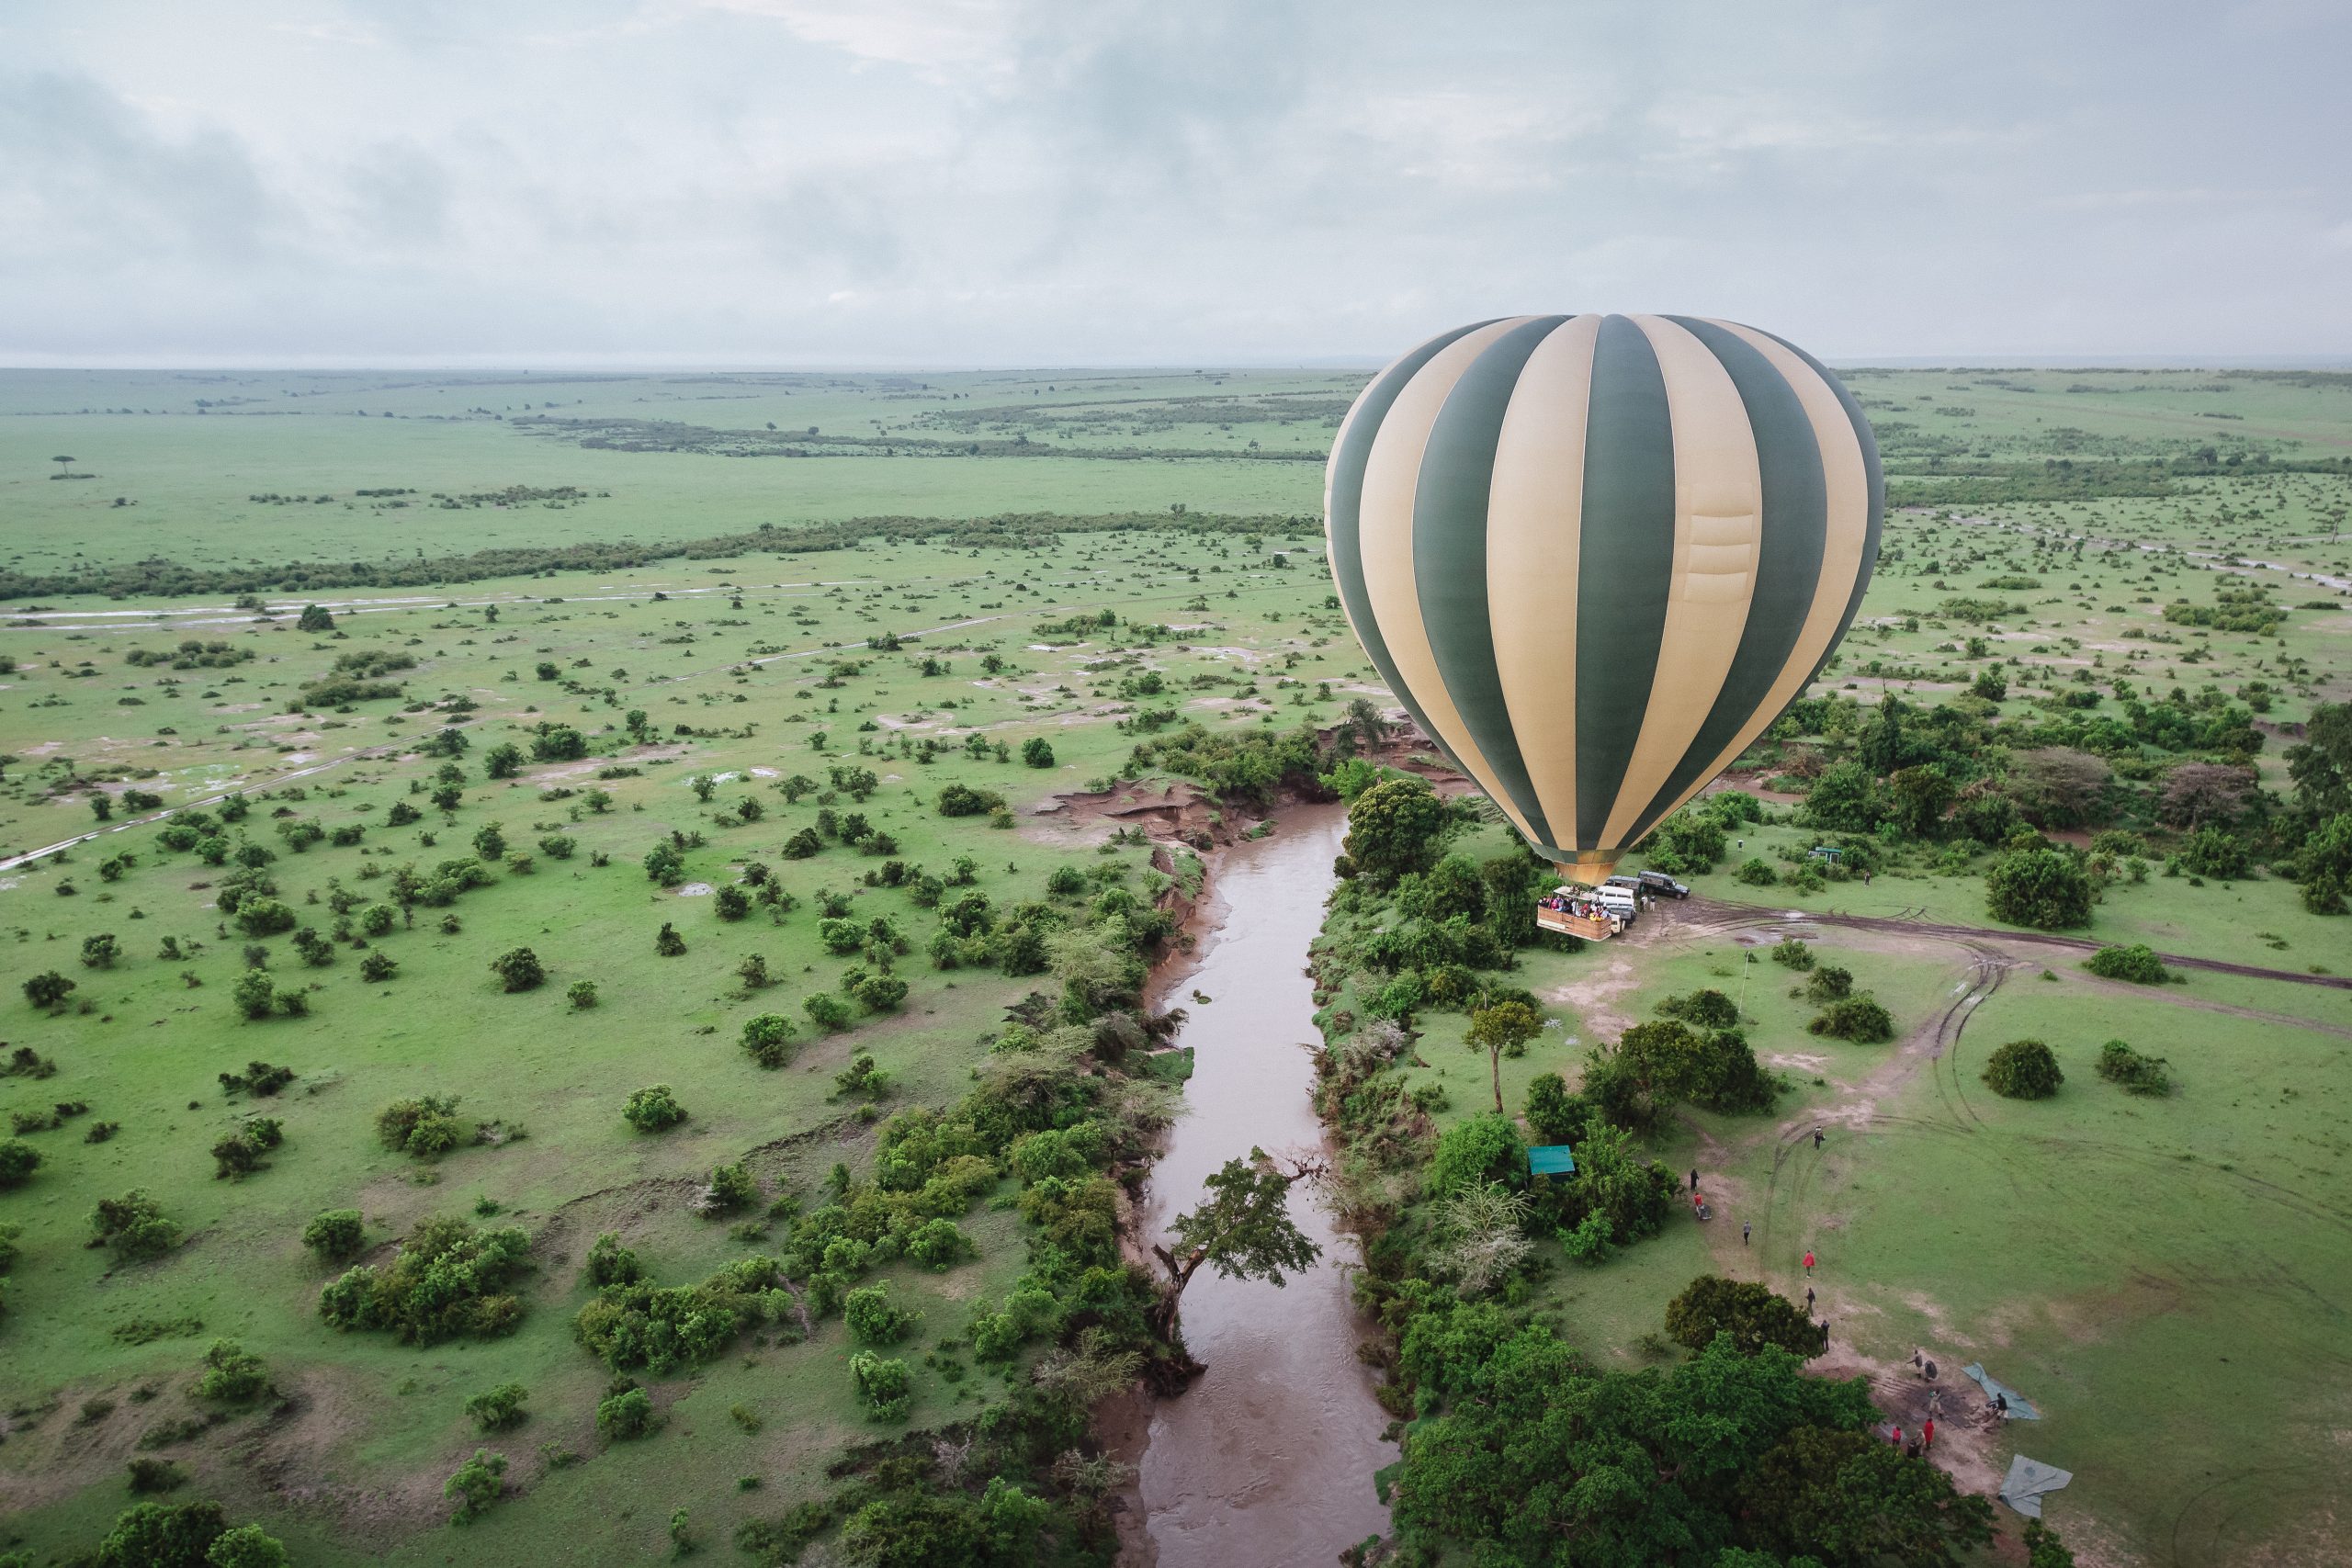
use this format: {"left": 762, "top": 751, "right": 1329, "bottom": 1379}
{"left": 1324, "top": 313, "right": 1883, "bottom": 898}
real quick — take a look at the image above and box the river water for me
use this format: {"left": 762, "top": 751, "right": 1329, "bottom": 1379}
{"left": 1136, "top": 805, "right": 1396, "bottom": 1566}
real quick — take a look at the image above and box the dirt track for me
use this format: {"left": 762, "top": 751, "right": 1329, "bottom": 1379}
{"left": 1681, "top": 896, "right": 2352, "bottom": 991}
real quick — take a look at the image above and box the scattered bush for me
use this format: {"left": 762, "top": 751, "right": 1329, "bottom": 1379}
{"left": 23, "top": 970, "right": 76, "bottom": 1010}
{"left": 844, "top": 1283, "right": 919, "bottom": 1346}
{"left": 320, "top": 1215, "right": 531, "bottom": 1343}
{"left": 464, "top": 1382, "right": 529, "bottom": 1432}
{"left": 0, "top": 1138, "right": 42, "bottom": 1190}
{"left": 741, "top": 1013, "right": 798, "bottom": 1068}
{"left": 1664, "top": 1275, "right": 1826, "bottom": 1359}
{"left": 1983, "top": 1038, "right": 2064, "bottom": 1100}
{"left": 848, "top": 1350, "right": 912, "bottom": 1421}
{"left": 1985, "top": 847, "right": 2094, "bottom": 930}
{"left": 623, "top": 1085, "right": 688, "bottom": 1133}
{"left": 2084, "top": 943, "right": 2171, "bottom": 984}
{"left": 597, "top": 1386, "right": 656, "bottom": 1440}
{"left": 91, "top": 1190, "right": 182, "bottom": 1260}
{"left": 444, "top": 1449, "right": 508, "bottom": 1524}
{"left": 488, "top": 947, "right": 545, "bottom": 992}
{"left": 193, "top": 1339, "right": 270, "bottom": 1403}
{"left": 210, "top": 1118, "right": 285, "bottom": 1180}
{"left": 1769, "top": 937, "right": 1815, "bottom": 971}
{"left": 804, "top": 992, "right": 854, "bottom": 1031}
{"left": 302, "top": 1209, "right": 366, "bottom": 1262}
{"left": 1806, "top": 996, "right": 1894, "bottom": 1043}
{"left": 2095, "top": 1039, "right": 2174, "bottom": 1096}
{"left": 376, "top": 1095, "right": 468, "bottom": 1158}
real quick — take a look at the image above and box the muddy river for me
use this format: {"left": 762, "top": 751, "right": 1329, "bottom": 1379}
{"left": 1136, "top": 806, "right": 1396, "bottom": 1566}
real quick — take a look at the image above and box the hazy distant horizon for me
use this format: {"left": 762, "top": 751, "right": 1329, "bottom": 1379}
{"left": 5, "top": 1, "right": 2346, "bottom": 366}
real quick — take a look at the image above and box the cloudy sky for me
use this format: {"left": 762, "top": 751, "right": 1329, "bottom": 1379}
{"left": 3, "top": 0, "right": 2346, "bottom": 367}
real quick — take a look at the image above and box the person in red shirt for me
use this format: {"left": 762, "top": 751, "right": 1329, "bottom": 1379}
{"left": 1889, "top": 1426, "right": 1904, "bottom": 1448}
{"left": 1803, "top": 1249, "right": 1815, "bottom": 1274}
{"left": 1923, "top": 1417, "right": 1935, "bottom": 1451}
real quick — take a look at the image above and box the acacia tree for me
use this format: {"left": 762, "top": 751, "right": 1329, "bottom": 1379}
{"left": 1149, "top": 1148, "right": 1320, "bottom": 1379}
{"left": 2158, "top": 761, "right": 2253, "bottom": 829}
{"left": 1464, "top": 999, "right": 1542, "bottom": 1113}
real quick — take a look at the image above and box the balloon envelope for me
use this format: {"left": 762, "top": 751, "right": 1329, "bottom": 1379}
{"left": 1325, "top": 313, "right": 1883, "bottom": 883}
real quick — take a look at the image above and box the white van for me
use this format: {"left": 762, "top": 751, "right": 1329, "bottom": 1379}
{"left": 1593, "top": 886, "right": 1639, "bottom": 919}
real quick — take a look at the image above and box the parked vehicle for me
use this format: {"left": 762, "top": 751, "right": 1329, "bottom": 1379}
{"left": 1636, "top": 870, "right": 1690, "bottom": 899}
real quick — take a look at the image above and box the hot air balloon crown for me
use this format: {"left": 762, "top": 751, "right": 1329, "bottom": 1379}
{"left": 1324, "top": 313, "right": 1883, "bottom": 887}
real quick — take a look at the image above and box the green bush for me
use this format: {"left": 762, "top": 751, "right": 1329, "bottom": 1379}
{"left": 1735, "top": 858, "right": 1779, "bottom": 886}
{"left": 302, "top": 1209, "right": 366, "bottom": 1262}
{"left": 463, "top": 1382, "right": 529, "bottom": 1431}
{"left": 1983, "top": 1038, "right": 2064, "bottom": 1100}
{"left": 1022, "top": 738, "right": 1056, "bottom": 768}
{"left": 376, "top": 1095, "right": 467, "bottom": 1157}
{"left": 622, "top": 1085, "right": 687, "bottom": 1133}
{"left": 1663, "top": 1275, "right": 1826, "bottom": 1358}
{"left": 444, "top": 1449, "right": 508, "bottom": 1523}
{"left": 1655, "top": 988, "right": 1738, "bottom": 1029}
{"left": 0, "top": 1139, "right": 40, "bottom": 1189}
{"left": 91, "top": 1190, "right": 182, "bottom": 1260}
{"left": 905, "top": 1218, "right": 974, "bottom": 1270}
{"left": 803, "top": 992, "right": 854, "bottom": 1031}
{"left": 1804, "top": 965, "right": 1852, "bottom": 1003}
{"left": 1806, "top": 996, "right": 1894, "bottom": 1043}
{"left": 848, "top": 1350, "right": 912, "bottom": 1421}
{"left": 844, "top": 1283, "right": 919, "bottom": 1345}
{"left": 573, "top": 1256, "right": 788, "bottom": 1375}
{"left": 704, "top": 1160, "right": 758, "bottom": 1212}
{"left": 1985, "top": 847, "right": 2094, "bottom": 929}
{"left": 596, "top": 1386, "right": 657, "bottom": 1440}
{"left": 1523, "top": 1073, "right": 1589, "bottom": 1146}
{"left": 205, "top": 1522, "right": 290, "bottom": 1568}
{"left": 193, "top": 1339, "right": 270, "bottom": 1403}
{"left": 488, "top": 947, "right": 545, "bottom": 992}
{"left": 2095, "top": 1039, "right": 2174, "bottom": 1097}
{"left": 2084, "top": 943, "right": 2171, "bottom": 984}
{"left": 1428, "top": 1113, "right": 1527, "bottom": 1197}
{"left": 1769, "top": 937, "right": 1815, "bottom": 971}
{"left": 741, "top": 1013, "right": 797, "bottom": 1068}
{"left": 319, "top": 1216, "right": 531, "bottom": 1343}
{"left": 92, "top": 1499, "right": 229, "bottom": 1566}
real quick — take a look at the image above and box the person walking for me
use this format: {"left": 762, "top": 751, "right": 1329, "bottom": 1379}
{"left": 1923, "top": 1417, "right": 1935, "bottom": 1451}
{"left": 1803, "top": 1249, "right": 1816, "bottom": 1275}
{"left": 1690, "top": 1168, "right": 1700, "bottom": 1192}
{"left": 1804, "top": 1285, "right": 1815, "bottom": 1312}
{"left": 1742, "top": 1221, "right": 1751, "bottom": 1247}
{"left": 1814, "top": 1127, "right": 1825, "bottom": 1150}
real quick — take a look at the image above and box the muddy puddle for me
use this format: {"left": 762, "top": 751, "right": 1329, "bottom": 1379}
{"left": 1136, "top": 805, "right": 1395, "bottom": 1566}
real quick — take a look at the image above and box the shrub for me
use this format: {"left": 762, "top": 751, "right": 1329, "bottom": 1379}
{"left": 319, "top": 1216, "right": 531, "bottom": 1342}
{"left": 1807, "top": 996, "right": 1894, "bottom": 1043}
{"left": 848, "top": 1350, "right": 912, "bottom": 1421}
{"left": 0, "top": 1139, "right": 41, "bottom": 1189}
{"left": 464, "top": 1382, "right": 529, "bottom": 1431}
{"left": 303, "top": 1209, "right": 366, "bottom": 1262}
{"left": 845, "top": 1283, "right": 919, "bottom": 1345}
{"left": 936, "top": 784, "right": 1005, "bottom": 817}
{"left": 1428, "top": 1113, "right": 1527, "bottom": 1197}
{"left": 1985, "top": 847, "right": 2093, "bottom": 930}
{"left": 210, "top": 1118, "right": 285, "bottom": 1179}
{"left": 1524, "top": 1073, "right": 1589, "bottom": 1146}
{"left": 1735, "top": 858, "right": 1779, "bottom": 886}
{"left": 23, "top": 970, "right": 76, "bottom": 1009}
{"left": 1656, "top": 988, "right": 1739, "bottom": 1029}
{"left": 205, "top": 1522, "right": 289, "bottom": 1568}
{"left": 2095, "top": 1039, "right": 2174, "bottom": 1096}
{"left": 804, "top": 992, "right": 854, "bottom": 1031}
{"left": 489, "top": 947, "right": 545, "bottom": 992}
{"left": 735, "top": 1013, "right": 797, "bottom": 1069}
{"left": 715, "top": 886, "right": 752, "bottom": 920}
{"left": 2179, "top": 824, "right": 2250, "bottom": 880}
{"left": 358, "top": 952, "right": 398, "bottom": 983}
{"left": 92, "top": 1499, "right": 230, "bottom": 1566}
{"left": 1769, "top": 937, "right": 1815, "bottom": 971}
{"left": 573, "top": 1255, "right": 786, "bottom": 1374}
{"left": 654, "top": 921, "right": 687, "bottom": 956}
{"left": 125, "top": 1456, "right": 187, "bottom": 1494}
{"left": 1804, "top": 965, "right": 1852, "bottom": 1003}
{"left": 2084, "top": 943, "right": 2171, "bottom": 984}
{"left": 1983, "top": 1038, "right": 2064, "bottom": 1100}
{"left": 193, "top": 1338, "right": 270, "bottom": 1403}
{"left": 445, "top": 1449, "right": 508, "bottom": 1523}
{"left": 1663, "top": 1275, "right": 1826, "bottom": 1358}
{"left": 905, "top": 1219, "right": 974, "bottom": 1270}
{"left": 1022, "top": 738, "right": 1056, "bottom": 768}
{"left": 623, "top": 1085, "right": 688, "bottom": 1133}
{"left": 92, "top": 1190, "right": 182, "bottom": 1259}
{"left": 852, "top": 973, "right": 909, "bottom": 1013}
{"left": 704, "top": 1160, "right": 758, "bottom": 1213}
{"left": 567, "top": 980, "right": 599, "bottom": 1010}
{"left": 597, "top": 1386, "right": 657, "bottom": 1440}
{"left": 376, "top": 1095, "right": 467, "bottom": 1157}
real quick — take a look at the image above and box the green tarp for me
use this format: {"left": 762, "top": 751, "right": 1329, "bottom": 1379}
{"left": 1529, "top": 1145, "right": 1577, "bottom": 1176}
{"left": 1999, "top": 1455, "right": 2073, "bottom": 1518}
{"left": 1962, "top": 1363, "right": 2041, "bottom": 1419}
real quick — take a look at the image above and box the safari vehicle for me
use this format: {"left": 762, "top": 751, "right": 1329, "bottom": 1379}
{"left": 1604, "top": 871, "right": 1688, "bottom": 900}
{"left": 1535, "top": 883, "right": 1635, "bottom": 942}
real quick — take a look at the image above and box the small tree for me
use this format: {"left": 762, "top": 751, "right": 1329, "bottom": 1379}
{"left": 1021, "top": 738, "right": 1056, "bottom": 768}
{"left": 298, "top": 604, "right": 335, "bottom": 633}
{"left": 0, "top": 1138, "right": 42, "bottom": 1189}
{"left": 464, "top": 1382, "right": 529, "bottom": 1431}
{"left": 1983, "top": 1038, "right": 2064, "bottom": 1100}
{"left": 715, "top": 886, "right": 751, "bottom": 920}
{"left": 1664, "top": 1275, "right": 1826, "bottom": 1358}
{"left": 567, "top": 980, "right": 598, "bottom": 1010}
{"left": 23, "top": 970, "right": 75, "bottom": 1010}
{"left": 303, "top": 1209, "right": 366, "bottom": 1262}
{"left": 654, "top": 922, "right": 686, "bottom": 956}
{"left": 91, "top": 1190, "right": 182, "bottom": 1259}
{"left": 1464, "top": 999, "right": 1543, "bottom": 1113}
{"left": 194, "top": 1338, "right": 271, "bottom": 1402}
{"left": 444, "top": 1449, "right": 508, "bottom": 1523}
{"left": 596, "top": 1386, "right": 656, "bottom": 1439}
{"left": 847, "top": 1351, "right": 911, "bottom": 1421}
{"left": 2095, "top": 1039, "right": 2173, "bottom": 1096}
{"left": 623, "top": 1084, "right": 687, "bottom": 1133}
{"left": 92, "top": 1500, "right": 229, "bottom": 1567}
{"left": 1342, "top": 776, "right": 1446, "bottom": 886}
{"left": 1984, "top": 847, "right": 2093, "bottom": 930}
{"left": 483, "top": 744, "right": 524, "bottom": 780}
{"left": 741, "top": 1013, "right": 797, "bottom": 1068}
{"left": 207, "top": 1524, "right": 291, "bottom": 1568}
{"left": 844, "top": 1283, "right": 919, "bottom": 1345}
{"left": 702, "top": 1160, "right": 757, "bottom": 1213}
{"left": 2084, "top": 943, "right": 2170, "bottom": 984}
{"left": 1148, "top": 1148, "right": 1320, "bottom": 1371}
{"left": 489, "top": 948, "right": 545, "bottom": 992}
{"left": 81, "top": 931, "right": 121, "bottom": 969}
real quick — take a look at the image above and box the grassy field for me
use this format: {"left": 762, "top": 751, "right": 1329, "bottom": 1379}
{"left": 5, "top": 364, "right": 2352, "bottom": 1565}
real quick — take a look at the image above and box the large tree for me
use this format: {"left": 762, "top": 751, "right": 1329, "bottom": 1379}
{"left": 2286, "top": 701, "right": 2352, "bottom": 819}
{"left": 1464, "top": 999, "right": 1542, "bottom": 1113}
{"left": 1665, "top": 1275, "right": 1827, "bottom": 1359}
{"left": 1148, "top": 1148, "right": 1319, "bottom": 1374}
{"left": 1343, "top": 775, "right": 1447, "bottom": 886}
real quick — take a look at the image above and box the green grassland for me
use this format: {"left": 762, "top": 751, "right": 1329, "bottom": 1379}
{"left": 4, "top": 364, "right": 2352, "bottom": 1565}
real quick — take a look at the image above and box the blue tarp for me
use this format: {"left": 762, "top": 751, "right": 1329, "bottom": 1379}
{"left": 1962, "top": 1363, "right": 2042, "bottom": 1419}
{"left": 1529, "top": 1145, "right": 1577, "bottom": 1176}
